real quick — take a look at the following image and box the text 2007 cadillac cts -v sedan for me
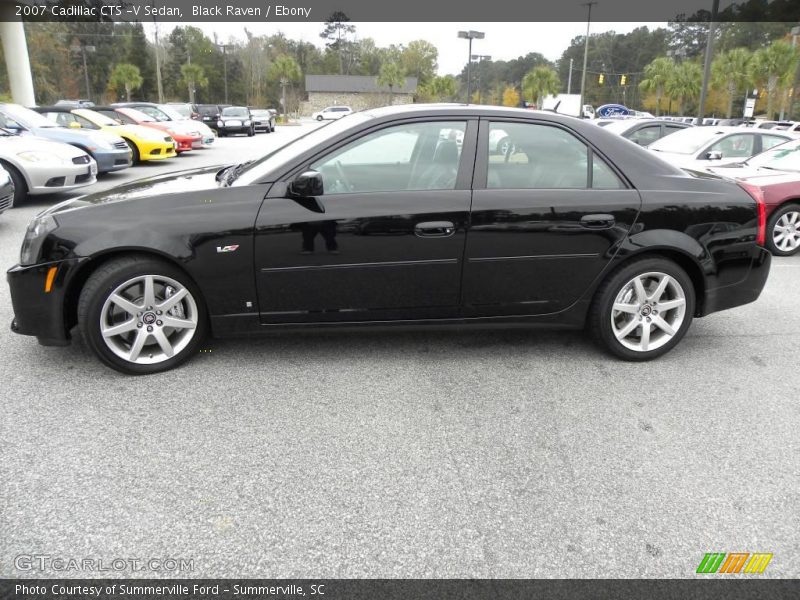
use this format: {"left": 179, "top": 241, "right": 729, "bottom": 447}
{"left": 7, "top": 105, "right": 771, "bottom": 374}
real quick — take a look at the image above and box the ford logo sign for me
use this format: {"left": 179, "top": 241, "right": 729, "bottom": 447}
{"left": 596, "top": 104, "right": 633, "bottom": 117}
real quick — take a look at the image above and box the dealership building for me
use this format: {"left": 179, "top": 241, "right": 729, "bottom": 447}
{"left": 302, "top": 75, "right": 418, "bottom": 115}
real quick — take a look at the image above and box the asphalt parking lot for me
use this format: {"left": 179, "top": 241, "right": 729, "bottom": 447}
{"left": 1, "top": 124, "right": 798, "bottom": 579}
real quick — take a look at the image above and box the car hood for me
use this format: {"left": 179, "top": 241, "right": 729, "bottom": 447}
{"left": 43, "top": 165, "right": 231, "bottom": 215}
{"left": 30, "top": 126, "right": 124, "bottom": 146}
{"left": 704, "top": 164, "right": 800, "bottom": 183}
{"left": 106, "top": 124, "right": 170, "bottom": 142}
{"left": 0, "top": 134, "right": 89, "bottom": 160}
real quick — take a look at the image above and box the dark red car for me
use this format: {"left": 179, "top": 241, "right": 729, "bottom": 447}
{"left": 705, "top": 138, "right": 800, "bottom": 256}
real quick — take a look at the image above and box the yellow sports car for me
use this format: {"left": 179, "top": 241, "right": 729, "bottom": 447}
{"left": 34, "top": 106, "right": 177, "bottom": 163}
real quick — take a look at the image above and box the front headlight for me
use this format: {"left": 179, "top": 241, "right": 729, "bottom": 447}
{"left": 244, "top": 120, "right": 251, "bottom": 126}
{"left": 20, "top": 214, "right": 57, "bottom": 266}
{"left": 17, "top": 150, "right": 60, "bottom": 163}
{"left": 217, "top": 121, "right": 224, "bottom": 127}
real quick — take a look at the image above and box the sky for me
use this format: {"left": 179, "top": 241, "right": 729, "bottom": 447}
{"left": 145, "top": 21, "right": 667, "bottom": 76}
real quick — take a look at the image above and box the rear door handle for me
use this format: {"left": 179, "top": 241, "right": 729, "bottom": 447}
{"left": 415, "top": 221, "right": 455, "bottom": 238}
{"left": 580, "top": 214, "right": 615, "bottom": 229}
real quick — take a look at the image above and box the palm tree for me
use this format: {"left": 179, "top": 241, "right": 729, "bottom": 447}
{"left": 712, "top": 48, "right": 752, "bottom": 118}
{"left": 639, "top": 57, "right": 675, "bottom": 117}
{"left": 107, "top": 63, "right": 143, "bottom": 102}
{"left": 418, "top": 75, "right": 456, "bottom": 102}
{"left": 268, "top": 55, "right": 302, "bottom": 115}
{"left": 179, "top": 63, "right": 207, "bottom": 104}
{"left": 521, "top": 66, "right": 560, "bottom": 109}
{"left": 665, "top": 61, "right": 702, "bottom": 116}
{"left": 377, "top": 61, "right": 406, "bottom": 105}
{"left": 750, "top": 41, "right": 798, "bottom": 119}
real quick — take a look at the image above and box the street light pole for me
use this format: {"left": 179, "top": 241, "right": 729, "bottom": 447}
{"left": 471, "top": 54, "right": 491, "bottom": 104}
{"left": 696, "top": 0, "right": 720, "bottom": 125}
{"left": 579, "top": 2, "right": 597, "bottom": 118}
{"left": 567, "top": 58, "right": 574, "bottom": 94}
{"left": 458, "top": 30, "right": 484, "bottom": 104}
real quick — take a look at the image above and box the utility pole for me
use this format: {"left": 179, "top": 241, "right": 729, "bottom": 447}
{"left": 471, "top": 54, "right": 491, "bottom": 104}
{"left": 216, "top": 44, "right": 232, "bottom": 104}
{"left": 787, "top": 26, "right": 800, "bottom": 120}
{"left": 579, "top": 2, "right": 597, "bottom": 118}
{"left": 696, "top": 0, "right": 720, "bottom": 124}
{"left": 567, "top": 57, "right": 574, "bottom": 94}
{"left": 152, "top": 0, "right": 164, "bottom": 103}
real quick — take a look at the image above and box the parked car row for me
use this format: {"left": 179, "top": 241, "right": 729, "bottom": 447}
{"left": 0, "top": 100, "right": 224, "bottom": 210}
{"left": 166, "top": 102, "right": 278, "bottom": 136}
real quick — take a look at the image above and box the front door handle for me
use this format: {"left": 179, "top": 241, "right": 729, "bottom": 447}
{"left": 580, "top": 214, "right": 615, "bottom": 229}
{"left": 415, "top": 221, "right": 455, "bottom": 238}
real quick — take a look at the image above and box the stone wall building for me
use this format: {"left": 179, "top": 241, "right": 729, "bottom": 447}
{"left": 301, "top": 75, "right": 418, "bottom": 115}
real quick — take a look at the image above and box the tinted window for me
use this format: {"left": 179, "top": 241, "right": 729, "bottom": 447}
{"left": 311, "top": 121, "right": 465, "bottom": 194}
{"left": 136, "top": 106, "right": 169, "bottom": 121}
{"left": 486, "top": 122, "right": 623, "bottom": 190}
{"left": 626, "top": 125, "right": 662, "bottom": 146}
{"left": 708, "top": 134, "right": 754, "bottom": 158}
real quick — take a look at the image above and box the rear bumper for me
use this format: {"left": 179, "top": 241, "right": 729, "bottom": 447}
{"left": 7, "top": 258, "right": 85, "bottom": 346}
{"left": 700, "top": 246, "right": 771, "bottom": 316}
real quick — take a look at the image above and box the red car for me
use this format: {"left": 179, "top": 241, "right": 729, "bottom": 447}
{"left": 706, "top": 138, "right": 800, "bottom": 256}
{"left": 93, "top": 106, "right": 200, "bottom": 154}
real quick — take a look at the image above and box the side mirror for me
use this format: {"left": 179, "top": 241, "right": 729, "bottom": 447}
{"left": 706, "top": 150, "right": 723, "bottom": 160}
{"left": 289, "top": 170, "right": 323, "bottom": 197}
{"left": 68, "top": 121, "right": 82, "bottom": 129}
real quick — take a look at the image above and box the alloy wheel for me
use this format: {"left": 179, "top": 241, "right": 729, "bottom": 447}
{"left": 610, "top": 271, "right": 687, "bottom": 352}
{"left": 773, "top": 210, "right": 800, "bottom": 253}
{"left": 99, "top": 274, "right": 198, "bottom": 365}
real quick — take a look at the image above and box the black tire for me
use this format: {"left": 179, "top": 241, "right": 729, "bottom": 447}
{"left": 219, "top": 131, "right": 226, "bottom": 137}
{"left": 247, "top": 126, "right": 255, "bottom": 137}
{"left": 765, "top": 203, "right": 800, "bottom": 257}
{"left": 78, "top": 256, "right": 208, "bottom": 375}
{"left": 1, "top": 161, "right": 27, "bottom": 206}
{"left": 124, "top": 138, "right": 140, "bottom": 164}
{"left": 316, "top": 115, "right": 323, "bottom": 121}
{"left": 589, "top": 257, "right": 695, "bottom": 361}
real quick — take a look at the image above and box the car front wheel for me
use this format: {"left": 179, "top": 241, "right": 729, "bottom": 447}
{"left": 78, "top": 256, "right": 207, "bottom": 374}
{"left": 316, "top": 115, "right": 323, "bottom": 121}
{"left": 590, "top": 258, "right": 695, "bottom": 361}
{"left": 767, "top": 204, "right": 800, "bottom": 256}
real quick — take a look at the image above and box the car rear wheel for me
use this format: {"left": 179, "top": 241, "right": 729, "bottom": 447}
{"left": 767, "top": 204, "right": 800, "bottom": 256}
{"left": 316, "top": 115, "right": 323, "bottom": 121}
{"left": 78, "top": 256, "right": 207, "bottom": 374}
{"left": 1, "top": 161, "right": 27, "bottom": 206}
{"left": 590, "top": 258, "right": 695, "bottom": 361}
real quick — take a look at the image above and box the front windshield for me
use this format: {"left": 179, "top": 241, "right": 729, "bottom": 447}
{"left": 123, "top": 108, "right": 156, "bottom": 123}
{"left": 222, "top": 107, "right": 248, "bottom": 118}
{"left": 234, "top": 112, "right": 372, "bottom": 186}
{"left": 169, "top": 105, "right": 192, "bottom": 117}
{"left": 650, "top": 127, "right": 725, "bottom": 155}
{"left": 156, "top": 105, "right": 185, "bottom": 120}
{"left": 745, "top": 139, "right": 800, "bottom": 172}
{"left": 75, "top": 109, "right": 119, "bottom": 127}
{"left": 0, "top": 104, "right": 59, "bottom": 128}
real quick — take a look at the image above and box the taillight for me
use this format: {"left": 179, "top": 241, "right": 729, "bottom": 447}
{"left": 737, "top": 181, "right": 766, "bottom": 246}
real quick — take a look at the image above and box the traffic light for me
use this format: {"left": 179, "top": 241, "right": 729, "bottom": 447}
{"left": 620, "top": 74, "right": 627, "bottom": 86}
{"left": 598, "top": 73, "right": 604, "bottom": 85}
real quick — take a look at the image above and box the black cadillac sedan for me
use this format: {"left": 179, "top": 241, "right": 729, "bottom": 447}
{"left": 7, "top": 105, "right": 771, "bottom": 374}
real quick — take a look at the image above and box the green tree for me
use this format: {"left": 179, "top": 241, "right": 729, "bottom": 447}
{"left": 639, "top": 57, "right": 676, "bottom": 116}
{"left": 320, "top": 11, "right": 355, "bottom": 75}
{"left": 268, "top": 55, "right": 302, "bottom": 114}
{"left": 711, "top": 48, "right": 752, "bottom": 118}
{"left": 400, "top": 40, "right": 438, "bottom": 86}
{"left": 180, "top": 63, "right": 207, "bottom": 104}
{"left": 377, "top": 61, "right": 406, "bottom": 104}
{"left": 665, "top": 61, "right": 702, "bottom": 116}
{"left": 418, "top": 75, "right": 457, "bottom": 102}
{"left": 107, "top": 63, "right": 143, "bottom": 101}
{"left": 750, "top": 40, "right": 798, "bottom": 119}
{"left": 521, "top": 65, "right": 560, "bottom": 108}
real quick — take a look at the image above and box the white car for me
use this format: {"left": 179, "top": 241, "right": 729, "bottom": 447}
{"left": 312, "top": 106, "right": 353, "bottom": 121}
{"left": 648, "top": 126, "right": 794, "bottom": 170}
{"left": 0, "top": 129, "right": 97, "bottom": 204}
{"left": 602, "top": 118, "right": 692, "bottom": 146}
{"left": 156, "top": 104, "right": 216, "bottom": 147}
{"left": 0, "top": 163, "right": 14, "bottom": 215}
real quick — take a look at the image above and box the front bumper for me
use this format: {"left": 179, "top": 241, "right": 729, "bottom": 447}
{"left": 218, "top": 124, "right": 250, "bottom": 134}
{"left": 172, "top": 136, "right": 197, "bottom": 152}
{"left": 93, "top": 147, "right": 132, "bottom": 173}
{"left": 0, "top": 177, "right": 13, "bottom": 213}
{"left": 7, "top": 258, "right": 86, "bottom": 346}
{"left": 26, "top": 160, "right": 97, "bottom": 195}
{"left": 700, "top": 246, "right": 772, "bottom": 316}
{"left": 137, "top": 138, "right": 178, "bottom": 161}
